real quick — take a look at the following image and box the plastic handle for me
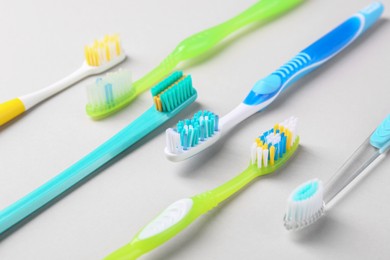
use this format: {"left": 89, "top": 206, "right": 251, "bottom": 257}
{"left": 0, "top": 98, "right": 26, "bottom": 126}
{"left": 370, "top": 114, "right": 390, "bottom": 153}
{"left": 19, "top": 65, "right": 91, "bottom": 110}
{"left": 133, "top": 0, "right": 302, "bottom": 95}
{"left": 243, "top": 2, "right": 383, "bottom": 106}
{"left": 105, "top": 196, "right": 216, "bottom": 260}
{"left": 0, "top": 107, "right": 167, "bottom": 234}
{"left": 170, "top": 0, "right": 302, "bottom": 61}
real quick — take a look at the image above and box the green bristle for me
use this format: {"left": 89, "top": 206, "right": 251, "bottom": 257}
{"left": 151, "top": 71, "right": 183, "bottom": 97}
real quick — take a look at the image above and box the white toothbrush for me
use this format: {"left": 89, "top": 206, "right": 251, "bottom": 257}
{"left": 0, "top": 34, "right": 126, "bottom": 126}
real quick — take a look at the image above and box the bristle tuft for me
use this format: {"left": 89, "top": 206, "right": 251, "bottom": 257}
{"left": 284, "top": 179, "right": 325, "bottom": 230}
{"left": 86, "top": 69, "right": 133, "bottom": 111}
{"left": 151, "top": 72, "right": 195, "bottom": 112}
{"left": 166, "top": 110, "right": 219, "bottom": 153}
{"left": 250, "top": 116, "right": 298, "bottom": 169}
{"left": 84, "top": 34, "right": 122, "bottom": 66}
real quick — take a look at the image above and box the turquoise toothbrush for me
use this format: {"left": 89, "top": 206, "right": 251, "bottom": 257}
{"left": 0, "top": 71, "right": 197, "bottom": 234}
{"left": 284, "top": 114, "right": 390, "bottom": 230}
{"left": 165, "top": 2, "right": 384, "bottom": 162}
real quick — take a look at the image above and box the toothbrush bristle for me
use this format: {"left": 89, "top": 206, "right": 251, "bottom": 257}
{"left": 151, "top": 71, "right": 195, "bottom": 112}
{"left": 250, "top": 116, "right": 298, "bottom": 169}
{"left": 86, "top": 69, "right": 134, "bottom": 112}
{"left": 165, "top": 110, "right": 219, "bottom": 153}
{"left": 284, "top": 179, "right": 325, "bottom": 230}
{"left": 84, "top": 34, "right": 122, "bottom": 67}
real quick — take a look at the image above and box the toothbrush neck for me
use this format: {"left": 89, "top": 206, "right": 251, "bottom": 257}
{"left": 195, "top": 165, "right": 258, "bottom": 208}
{"left": 323, "top": 138, "right": 380, "bottom": 205}
{"left": 219, "top": 103, "right": 259, "bottom": 132}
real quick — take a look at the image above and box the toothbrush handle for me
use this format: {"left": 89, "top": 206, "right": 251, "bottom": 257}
{"left": 0, "top": 107, "right": 167, "bottom": 234}
{"left": 243, "top": 2, "right": 383, "bottom": 107}
{"left": 133, "top": 0, "right": 302, "bottom": 94}
{"left": 0, "top": 65, "right": 90, "bottom": 126}
{"left": 105, "top": 167, "right": 258, "bottom": 259}
{"left": 105, "top": 196, "right": 214, "bottom": 260}
{"left": 324, "top": 114, "right": 390, "bottom": 204}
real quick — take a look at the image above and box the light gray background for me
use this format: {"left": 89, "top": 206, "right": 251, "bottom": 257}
{"left": 0, "top": 0, "right": 390, "bottom": 259}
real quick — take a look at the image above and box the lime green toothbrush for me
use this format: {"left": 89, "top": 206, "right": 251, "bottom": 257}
{"left": 105, "top": 116, "right": 299, "bottom": 259}
{"left": 86, "top": 0, "right": 303, "bottom": 119}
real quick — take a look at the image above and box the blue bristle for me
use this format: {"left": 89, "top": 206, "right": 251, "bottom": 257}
{"left": 180, "top": 130, "right": 185, "bottom": 147}
{"left": 175, "top": 110, "right": 219, "bottom": 149}
{"left": 105, "top": 83, "right": 113, "bottom": 106}
{"left": 281, "top": 135, "right": 286, "bottom": 154}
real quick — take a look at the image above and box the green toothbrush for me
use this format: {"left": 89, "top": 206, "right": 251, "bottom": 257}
{"left": 86, "top": 0, "right": 303, "bottom": 119}
{"left": 105, "top": 116, "right": 299, "bottom": 259}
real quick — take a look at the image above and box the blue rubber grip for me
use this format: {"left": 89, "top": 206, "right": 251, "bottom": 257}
{"left": 243, "top": 2, "right": 383, "bottom": 106}
{"left": 370, "top": 115, "right": 390, "bottom": 152}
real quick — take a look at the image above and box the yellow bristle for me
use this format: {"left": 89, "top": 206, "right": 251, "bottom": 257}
{"left": 93, "top": 40, "right": 99, "bottom": 47}
{"left": 105, "top": 44, "right": 111, "bottom": 61}
{"left": 270, "top": 146, "right": 275, "bottom": 166}
{"left": 84, "top": 47, "right": 91, "bottom": 66}
{"left": 263, "top": 143, "right": 268, "bottom": 150}
{"left": 154, "top": 96, "right": 162, "bottom": 112}
{"left": 280, "top": 125, "right": 285, "bottom": 133}
{"left": 114, "top": 36, "right": 121, "bottom": 55}
{"left": 94, "top": 50, "right": 100, "bottom": 66}
{"left": 274, "top": 124, "right": 279, "bottom": 133}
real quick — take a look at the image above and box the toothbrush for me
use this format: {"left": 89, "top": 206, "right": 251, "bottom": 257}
{"left": 164, "top": 2, "right": 384, "bottom": 162}
{"left": 86, "top": 0, "right": 303, "bottom": 120}
{"left": 105, "top": 117, "right": 299, "bottom": 260}
{"left": 0, "top": 34, "right": 126, "bottom": 126}
{"left": 0, "top": 71, "right": 197, "bottom": 235}
{"left": 284, "top": 114, "right": 390, "bottom": 231}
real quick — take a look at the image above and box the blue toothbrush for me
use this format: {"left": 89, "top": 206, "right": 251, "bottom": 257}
{"left": 165, "top": 2, "right": 384, "bottom": 162}
{"left": 0, "top": 71, "right": 197, "bottom": 234}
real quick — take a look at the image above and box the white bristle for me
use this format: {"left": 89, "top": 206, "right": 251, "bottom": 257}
{"left": 284, "top": 179, "right": 325, "bottom": 230}
{"left": 248, "top": 116, "right": 299, "bottom": 170}
{"left": 262, "top": 149, "right": 269, "bottom": 167}
{"left": 251, "top": 143, "right": 257, "bottom": 165}
{"left": 166, "top": 128, "right": 182, "bottom": 154}
{"left": 86, "top": 69, "right": 133, "bottom": 108}
{"left": 256, "top": 147, "right": 263, "bottom": 168}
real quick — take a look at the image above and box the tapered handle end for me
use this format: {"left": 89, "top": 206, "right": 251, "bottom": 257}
{"left": 0, "top": 98, "right": 26, "bottom": 126}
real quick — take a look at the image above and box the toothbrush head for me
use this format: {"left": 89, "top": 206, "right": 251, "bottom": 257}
{"left": 165, "top": 110, "right": 221, "bottom": 161}
{"left": 150, "top": 71, "right": 196, "bottom": 113}
{"left": 86, "top": 69, "right": 134, "bottom": 118}
{"left": 86, "top": 70, "right": 196, "bottom": 119}
{"left": 284, "top": 179, "right": 325, "bottom": 230}
{"left": 249, "top": 116, "right": 300, "bottom": 176}
{"left": 84, "top": 34, "right": 126, "bottom": 73}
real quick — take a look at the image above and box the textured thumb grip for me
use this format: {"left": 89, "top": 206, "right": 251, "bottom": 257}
{"left": 0, "top": 98, "right": 26, "bottom": 126}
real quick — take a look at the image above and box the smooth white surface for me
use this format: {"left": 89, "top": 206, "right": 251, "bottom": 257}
{"left": 0, "top": 0, "right": 389, "bottom": 259}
